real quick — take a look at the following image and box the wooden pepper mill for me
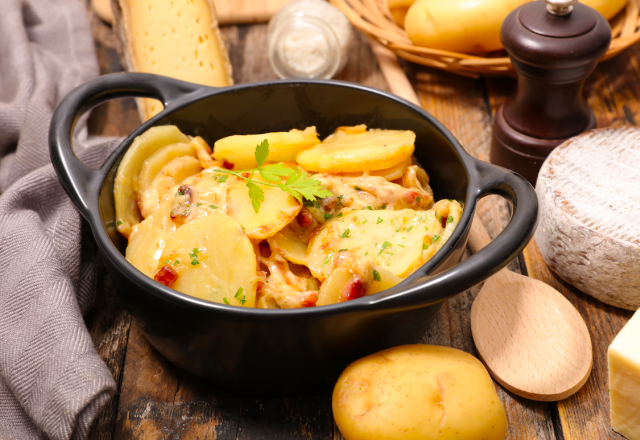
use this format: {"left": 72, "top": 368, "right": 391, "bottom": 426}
{"left": 491, "top": 0, "right": 611, "bottom": 185}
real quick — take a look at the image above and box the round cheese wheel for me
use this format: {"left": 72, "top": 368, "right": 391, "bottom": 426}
{"left": 535, "top": 126, "right": 640, "bottom": 310}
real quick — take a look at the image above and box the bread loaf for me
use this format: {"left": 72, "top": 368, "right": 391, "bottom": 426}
{"left": 535, "top": 126, "right": 640, "bottom": 310}
{"left": 112, "top": 0, "right": 233, "bottom": 121}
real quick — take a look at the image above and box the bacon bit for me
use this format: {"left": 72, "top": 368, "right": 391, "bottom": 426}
{"left": 339, "top": 276, "right": 366, "bottom": 302}
{"left": 441, "top": 216, "right": 447, "bottom": 228}
{"left": 403, "top": 190, "right": 419, "bottom": 204}
{"left": 222, "top": 160, "right": 234, "bottom": 170}
{"left": 297, "top": 208, "right": 313, "bottom": 228}
{"left": 300, "top": 292, "right": 319, "bottom": 307}
{"left": 154, "top": 264, "right": 178, "bottom": 287}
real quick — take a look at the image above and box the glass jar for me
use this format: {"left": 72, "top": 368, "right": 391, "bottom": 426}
{"left": 268, "top": 0, "right": 353, "bottom": 80}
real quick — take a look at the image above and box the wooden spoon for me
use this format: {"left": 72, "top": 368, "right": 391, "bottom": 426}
{"left": 370, "top": 40, "right": 593, "bottom": 401}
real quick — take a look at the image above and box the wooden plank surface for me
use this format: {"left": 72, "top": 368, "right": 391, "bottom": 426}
{"left": 213, "top": 0, "right": 296, "bottom": 24}
{"left": 83, "top": 0, "right": 638, "bottom": 436}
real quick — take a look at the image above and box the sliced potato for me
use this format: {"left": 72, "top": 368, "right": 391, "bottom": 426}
{"left": 226, "top": 175, "right": 302, "bottom": 239}
{"left": 268, "top": 225, "right": 308, "bottom": 265}
{"left": 422, "top": 199, "right": 463, "bottom": 262}
{"left": 296, "top": 129, "right": 415, "bottom": 173}
{"left": 126, "top": 201, "right": 177, "bottom": 278}
{"left": 317, "top": 267, "right": 352, "bottom": 306}
{"left": 213, "top": 127, "right": 320, "bottom": 169}
{"left": 115, "top": 125, "right": 190, "bottom": 238}
{"left": 307, "top": 209, "right": 433, "bottom": 281}
{"left": 157, "top": 214, "right": 258, "bottom": 306}
{"left": 369, "top": 266, "right": 403, "bottom": 295}
{"left": 338, "top": 157, "right": 413, "bottom": 181}
{"left": 137, "top": 143, "right": 203, "bottom": 218}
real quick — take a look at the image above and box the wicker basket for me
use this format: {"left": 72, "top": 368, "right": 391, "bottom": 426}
{"left": 330, "top": 0, "right": 640, "bottom": 78}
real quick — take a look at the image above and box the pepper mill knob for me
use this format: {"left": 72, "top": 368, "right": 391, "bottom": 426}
{"left": 490, "top": 0, "right": 611, "bottom": 185}
{"left": 546, "top": 0, "right": 578, "bottom": 16}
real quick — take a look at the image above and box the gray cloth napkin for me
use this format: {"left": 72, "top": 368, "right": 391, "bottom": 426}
{"left": 0, "top": 0, "right": 119, "bottom": 438}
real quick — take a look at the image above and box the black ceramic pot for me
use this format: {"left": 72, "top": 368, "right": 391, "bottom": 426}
{"left": 50, "top": 72, "right": 537, "bottom": 395}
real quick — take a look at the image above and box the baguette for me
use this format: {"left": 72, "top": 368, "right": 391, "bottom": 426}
{"left": 112, "top": 0, "right": 233, "bottom": 121}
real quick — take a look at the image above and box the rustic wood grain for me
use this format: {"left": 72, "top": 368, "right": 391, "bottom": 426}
{"left": 485, "top": 46, "right": 639, "bottom": 439}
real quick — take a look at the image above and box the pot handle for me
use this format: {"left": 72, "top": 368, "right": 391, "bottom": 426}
{"left": 368, "top": 158, "right": 538, "bottom": 309}
{"left": 49, "top": 72, "right": 204, "bottom": 219}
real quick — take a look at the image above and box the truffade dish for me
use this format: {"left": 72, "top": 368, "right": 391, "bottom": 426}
{"left": 50, "top": 72, "right": 537, "bottom": 394}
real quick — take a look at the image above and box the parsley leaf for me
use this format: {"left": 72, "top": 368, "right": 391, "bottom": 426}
{"left": 339, "top": 248, "right": 348, "bottom": 252}
{"left": 416, "top": 196, "right": 421, "bottom": 202}
{"left": 341, "top": 229, "right": 350, "bottom": 239}
{"left": 212, "top": 140, "right": 332, "bottom": 213}
{"left": 255, "top": 139, "right": 270, "bottom": 168}
{"left": 376, "top": 217, "right": 383, "bottom": 224}
{"left": 322, "top": 251, "right": 334, "bottom": 266}
{"left": 373, "top": 269, "right": 381, "bottom": 282}
{"left": 247, "top": 180, "right": 265, "bottom": 213}
{"left": 223, "top": 297, "right": 230, "bottom": 305}
{"left": 447, "top": 215, "right": 454, "bottom": 224}
{"left": 117, "top": 220, "right": 123, "bottom": 226}
{"left": 432, "top": 235, "right": 440, "bottom": 242}
{"left": 209, "top": 204, "right": 218, "bottom": 209}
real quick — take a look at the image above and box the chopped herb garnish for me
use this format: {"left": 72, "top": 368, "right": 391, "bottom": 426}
{"left": 341, "top": 229, "right": 350, "bottom": 239}
{"left": 234, "top": 287, "right": 246, "bottom": 305}
{"left": 396, "top": 228, "right": 401, "bottom": 232}
{"left": 397, "top": 244, "right": 405, "bottom": 247}
{"left": 362, "top": 220, "right": 367, "bottom": 224}
{"left": 213, "top": 140, "right": 331, "bottom": 212}
{"left": 322, "top": 251, "right": 334, "bottom": 267}
{"left": 373, "top": 269, "right": 381, "bottom": 282}
{"left": 339, "top": 248, "right": 348, "bottom": 252}
{"left": 366, "top": 206, "right": 373, "bottom": 210}
{"left": 178, "top": 188, "right": 187, "bottom": 196}
{"left": 209, "top": 204, "right": 218, "bottom": 209}
{"left": 407, "top": 226, "right": 413, "bottom": 232}
{"left": 324, "top": 212, "right": 333, "bottom": 221}
{"left": 274, "top": 304, "right": 281, "bottom": 309}
{"left": 303, "top": 199, "right": 320, "bottom": 208}
{"left": 336, "top": 212, "right": 343, "bottom": 218}
{"left": 425, "top": 226, "right": 429, "bottom": 231}
{"left": 380, "top": 203, "right": 387, "bottom": 209}
{"left": 416, "top": 196, "right": 421, "bottom": 202}
{"left": 422, "top": 243, "right": 428, "bottom": 250}
{"left": 447, "top": 215, "right": 454, "bottom": 224}
{"left": 354, "top": 186, "right": 362, "bottom": 191}
{"left": 338, "top": 194, "right": 344, "bottom": 200}
{"left": 376, "top": 217, "right": 383, "bottom": 224}
{"left": 117, "top": 220, "right": 123, "bottom": 226}
{"left": 190, "top": 248, "right": 200, "bottom": 265}
{"left": 218, "top": 175, "right": 228, "bottom": 183}
{"left": 223, "top": 297, "right": 230, "bottom": 305}
{"left": 174, "top": 260, "right": 180, "bottom": 265}
{"left": 432, "top": 235, "right": 440, "bottom": 242}
{"left": 196, "top": 202, "right": 203, "bottom": 206}
{"left": 163, "top": 260, "right": 171, "bottom": 264}
{"left": 377, "top": 241, "right": 391, "bottom": 256}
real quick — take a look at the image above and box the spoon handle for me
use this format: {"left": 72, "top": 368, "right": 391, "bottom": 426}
{"left": 369, "top": 41, "right": 494, "bottom": 255}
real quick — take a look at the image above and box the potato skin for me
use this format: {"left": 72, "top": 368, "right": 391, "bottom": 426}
{"left": 333, "top": 345, "right": 507, "bottom": 440}
{"left": 405, "top": 0, "right": 527, "bottom": 53}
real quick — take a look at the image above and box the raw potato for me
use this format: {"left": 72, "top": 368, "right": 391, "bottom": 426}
{"left": 157, "top": 214, "right": 258, "bottom": 306}
{"left": 582, "top": 0, "right": 627, "bottom": 19}
{"left": 296, "top": 129, "right": 415, "bottom": 173}
{"left": 307, "top": 209, "right": 430, "bottom": 281}
{"left": 405, "top": 0, "right": 528, "bottom": 53}
{"left": 115, "top": 125, "right": 190, "bottom": 238}
{"left": 225, "top": 175, "right": 302, "bottom": 239}
{"left": 388, "top": 0, "right": 415, "bottom": 27}
{"left": 333, "top": 345, "right": 507, "bottom": 440}
{"left": 213, "top": 127, "right": 320, "bottom": 169}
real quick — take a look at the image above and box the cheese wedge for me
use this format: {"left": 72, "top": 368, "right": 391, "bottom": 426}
{"left": 113, "top": 0, "right": 233, "bottom": 121}
{"left": 609, "top": 309, "right": 640, "bottom": 440}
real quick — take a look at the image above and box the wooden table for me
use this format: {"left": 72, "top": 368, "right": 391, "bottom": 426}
{"left": 84, "top": 3, "right": 635, "bottom": 439}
